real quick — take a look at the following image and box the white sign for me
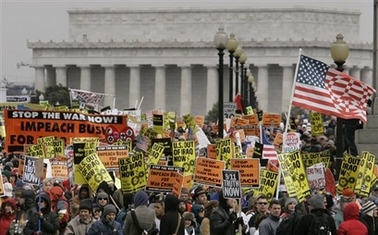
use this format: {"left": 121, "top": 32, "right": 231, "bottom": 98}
{"left": 223, "top": 102, "right": 236, "bottom": 119}
{"left": 306, "top": 163, "right": 325, "bottom": 190}
{"left": 283, "top": 132, "right": 301, "bottom": 153}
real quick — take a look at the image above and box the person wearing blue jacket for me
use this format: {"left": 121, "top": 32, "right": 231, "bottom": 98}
{"left": 87, "top": 204, "right": 123, "bottom": 235}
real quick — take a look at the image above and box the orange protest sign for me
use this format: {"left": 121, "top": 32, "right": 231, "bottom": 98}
{"left": 246, "top": 147, "right": 254, "bottom": 158}
{"left": 262, "top": 113, "right": 281, "bottom": 128}
{"left": 96, "top": 145, "right": 128, "bottom": 170}
{"left": 146, "top": 165, "right": 184, "bottom": 192}
{"left": 0, "top": 177, "right": 3, "bottom": 196}
{"left": 4, "top": 110, "right": 129, "bottom": 153}
{"left": 51, "top": 161, "right": 69, "bottom": 179}
{"left": 273, "top": 133, "right": 283, "bottom": 149}
{"left": 207, "top": 144, "right": 216, "bottom": 159}
{"left": 172, "top": 172, "right": 184, "bottom": 197}
{"left": 231, "top": 158, "right": 260, "bottom": 187}
{"left": 242, "top": 114, "right": 259, "bottom": 126}
{"left": 18, "top": 157, "right": 25, "bottom": 176}
{"left": 183, "top": 174, "right": 193, "bottom": 189}
{"left": 194, "top": 158, "right": 225, "bottom": 187}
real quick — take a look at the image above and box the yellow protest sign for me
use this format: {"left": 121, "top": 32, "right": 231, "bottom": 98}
{"left": 337, "top": 154, "right": 360, "bottom": 194}
{"left": 53, "top": 139, "right": 65, "bottom": 156}
{"left": 51, "top": 161, "right": 69, "bottom": 179}
{"left": 359, "top": 152, "right": 375, "bottom": 197}
{"left": 277, "top": 153, "right": 297, "bottom": 198}
{"left": 38, "top": 136, "right": 55, "bottom": 159}
{"left": 253, "top": 170, "right": 279, "bottom": 201}
{"left": 84, "top": 141, "right": 97, "bottom": 156}
{"left": 148, "top": 143, "right": 165, "bottom": 166}
{"left": 70, "top": 137, "right": 99, "bottom": 144}
{"left": 172, "top": 140, "right": 196, "bottom": 175}
{"left": 309, "top": 112, "right": 324, "bottom": 137}
{"left": 76, "top": 153, "right": 113, "bottom": 192}
{"left": 216, "top": 138, "right": 233, "bottom": 169}
{"left": 112, "top": 140, "right": 133, "bottom": 151}
{"left": 25, "top": 144, "right": 45, "bottom": 158}
{"left": 118, "top": 153, "right": 147, "bottom": 194}
{"left": 285, "top": 151, "right": 311, "bottom": 202}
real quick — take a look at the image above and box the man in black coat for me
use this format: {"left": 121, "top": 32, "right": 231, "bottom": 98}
{"left": 160, "top": 194, "right": 184, "bottom": 235}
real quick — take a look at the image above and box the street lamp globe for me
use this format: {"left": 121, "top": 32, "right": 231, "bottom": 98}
{"left": 213, "top": 27, "right": 228, "bottom": 50}
{"left": 226, "top": 33, "right": 239, "bottom": 53}
{"left": 330, "top": 34, "right": 349, "bottom": 64}
{"left": 248, "top": 74, "right": 254, "bottom": 84}
{"left": 234, "top": 45, "right": 243, "bottom": 59}
{"left": 239, "top": 53, "right": 247, "bottom": 64}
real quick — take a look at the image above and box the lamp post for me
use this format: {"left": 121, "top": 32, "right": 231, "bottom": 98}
{"left": 248, "top": 74, "right": 256, "bottom": 109}
{"left": 234, "top": 45, "right": 243, "bottom": 94}
{"left": 244, "top": 66, "right": 250, "bottom": 111}
{"left": 226, "top": 34, "right": 239, "bottom": 102}
{"left": 330, "top": 34, "right": 350, "bottom": 162}
{"left": 239, "top": 53, "right": 247, "bottom": 102}
{"left": 214, "top": 27, "right": 229, "bottom": 138}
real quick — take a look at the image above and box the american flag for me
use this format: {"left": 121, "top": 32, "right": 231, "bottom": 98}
{"left": 260, "top": 125, "right": 278, "bottom": 159}
{"left": 292, "top": 55, "right": 375, "bottom": 122}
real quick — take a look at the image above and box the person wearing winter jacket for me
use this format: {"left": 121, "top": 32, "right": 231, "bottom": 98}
{"left": 160, "top": 194, "right": 185, "bottom": 235}
{"left": 337, "top": 202, "right": 368, "bottom": 235}
{"left": 0, "top": 198, "right": 17, "bottom": 235}
{"left": 64, "top": 199, "right": 96, "bottom": 235}
{"left": 23, "top": 193, "right": 60, "bottom": 235}
{"left": 361, "top": 201, "right": 378, "bottom": 235}
{"left": 87, "top": 204, "right": 123, "bottom": 235}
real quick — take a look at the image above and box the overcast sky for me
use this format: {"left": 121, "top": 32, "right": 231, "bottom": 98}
{"left": 0, "top": 0, "right": 374, "bottom": 83}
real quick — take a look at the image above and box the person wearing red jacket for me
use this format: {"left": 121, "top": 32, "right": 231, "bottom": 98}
{"left": 0, "top": 198, "right": 17, "bottom": 235}
{"left": 49, "top": 186, "right": 70, "bottom": 235}
{"left": 337, "top": 202, "right": 368, "bottom": 235}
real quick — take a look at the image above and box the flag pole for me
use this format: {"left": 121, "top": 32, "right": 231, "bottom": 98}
{"left": 275, "top": 49, "right": 303, "bottom": 200}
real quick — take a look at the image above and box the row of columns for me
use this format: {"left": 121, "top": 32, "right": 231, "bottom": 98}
{"left": 34, "top": 64, "right": 373, "bottom": 113}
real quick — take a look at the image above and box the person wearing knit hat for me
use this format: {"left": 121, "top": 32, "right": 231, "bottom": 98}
{"left": 2, "top": 182, "right": 13, "bottom": 198}
{"left": 65, "top": 198, "right": 96, "bottom": 235}
{"left": 280, "top": 197, "right": 298, "bottom": 219}
{"left": 92, "top": 203, "right": 102, "bottom": 221}
{"left": 361, "top": 201, "right": 378, "bottom": 234}
{"left": 96, "top": 192, "right": 109, "bottom": 210}
{"left": 183, "top": 212, "right": 196, "bottom": 235}
{"left": 295, "top": 194, "right": 336, "bottom": 235}
{"left": 2, "top": 170, "right": 11, "bottom": 183}
{"left": 87, "top": 204, "right": 123, "bottom": 235}
{"left": 123, "top": 190, "right": 156, "bottom": 235}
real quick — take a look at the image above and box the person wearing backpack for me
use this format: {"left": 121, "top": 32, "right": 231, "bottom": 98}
{"left": 337, "top": 202, "right": 368, "bottom": 235}
{"left": 294, "top": 194, "right": 336, "bottom": 235}
{"left": 276, "top": 198, "right": 303, "bottom": 235}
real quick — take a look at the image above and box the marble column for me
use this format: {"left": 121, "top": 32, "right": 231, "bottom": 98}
{"left": 46, "top": 67, "right": 56, "bottom": 88}
{"left": 256, "top": 65, "right": 269, "bottom": 111}
{"left": 361, "top": 67, "right": 373, "bottom": 87}
{"left": 34, "top": 66, "right": 45, "bottom": 92}
{"left": 349, "top": 67, "right": 361, "bottom": 80}
{"left": 281, "top": 64, "right": 294, "bottom": 113}
{"left": 104, "top": 65, "right": 116, "bottom": 108}
{"left": 179, "top": 65, "right": 192, "bottom": 116}
{"left": 343, "top": 65, "right": 350, "bottom": 75}
{"left": 79, "top": 65, "right": 91, "bottom": 91}
{"left": 56, "top": 66, "right": 67, "bottom": 86}
{"left": 205, "top": 65, "right": 218, "bottom": 113}
{"left": 154, "top": 65, "right": 166, "bottom": 110}
{"left": 129, "top": 65, "right": 141, "bottom": 108}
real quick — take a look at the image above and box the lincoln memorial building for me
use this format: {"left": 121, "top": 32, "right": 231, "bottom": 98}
{"left": 27, "top": 7, "right": 373, "bottom": 116}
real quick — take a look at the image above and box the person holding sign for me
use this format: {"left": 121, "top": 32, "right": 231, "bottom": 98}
{"left": 209, "top": 191, "right": 244, "bottom": 235}
{"left": 23, "top": 193, "right": 59, "bottom": 235}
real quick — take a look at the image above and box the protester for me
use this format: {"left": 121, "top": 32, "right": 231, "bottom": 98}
{"left": 192, "top": 186, "right": 208, "bottom": 206}
{"left": 343, "top": 118, "right": 359, "bottom": 156}
{"left": 258, "top": 199, "right": 282, "bottom": 235}
{"left": 123, "top": 190, "right": 156, "bottom": 235}
{"left": 49, "top": 185, "right": 70, "bottom": 235}
{"left": 160, "top": 194, "right": 184, "bottom": 235}
{"left": 96, "top": 192, "right": 110, "bottom": 212}
{"left": 200, "top": 200, "right": 218, "bottom": 235}
{"left": 179, "top": 199, "right": 189, "bottom": 214}
{"left": 64, "top": 199, "right": 96, "bottom": 235}
{"left": 182, "top": 212, "right": 198, "bottom": 235}
{"left": 210, "top": 191, "right": 244, "bottom": 235}
{"left": 42, "top": 178, "right": 54, "bottom": 194}
{"left": 154, "top": 200, "right": 165, "bottom": 232}
{"left": 70, "top": 184, "right": 92, "bottom": 211}
{"left": 337, "top": 202, "right": 368, "bottom": 235}
{"left": 0, "top": 198, "right": 17, "bottom": 235}
{"left": 9, "top": 189, "right": 37, "bottom": 234}
{"left": 87, "top": 204, "right": 122, "bottom": 235}
{"left": 248, "top": 194, "right": 269, "bottom": 233}
{"left": 360, "top": 201, "right": 378, "bottom": 235}
{"left": 280, "top": 197, "right": 297, "bottom": 219}
{"left": 92, "top": 203, "right": 102, "bottom": 221}
{"left": 23, "top": 193, "right": 60, "bottom": 235}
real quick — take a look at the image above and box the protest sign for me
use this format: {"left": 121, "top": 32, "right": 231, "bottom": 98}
{"left": 51, "top": 161, "right": 69, "bottom": 180}
{"left": 262, "top": 113, "right": 281, "bottom": 128}
{"left": 4, "top": 110, "right": 128, "bottom": 152}
{"left": 253, "top": 169, "right": 279, "bottom": 201}
{"left": 0, "top": 175, "right": 4, "bottom": 197}
{"left": 195, "top": 127, "right": 211, "bottom": 150}
{"left": 172, "top": 140, "right": 196, "bottom": 175}
{"left": 172, "top": 172, "right": 184, "bottom": 198}
{"left": 337, "top": 154, "right": 360, "bottom": 194}
{"left": 146, "top": 165, "right": 184, "bottom": 193}
{"left": 223, "top": 102, "right": 236, "bottom": 119}
{"left": 358, "top": 151, "right": 375, "bottom": 197}
{"left": 147, "top": 143, "right": 165, "bottom": 166}
{"left": 118, "top": 152, "right": 147, "bottom": 194}
{"left": 216, "top": 138, "right": 233, "bottom": 169}
{"left": 37, "top": 136, "right": 55, "bottom": 159}
{"left": 307, "top": 163, "right": 326, "bottom": 191}
{"left": 96, "top": 145, "right": 128, "bottom": 171}
{"left": 309, "top": 112, "right": 324, "bottom": 136}
{"left": 150, "top": 138, "right": 172, "bottom": 156}
{"left": 76, "top": 153, "right": 113, "bottom": 191}
{"left": 22, "top": 156, "right": 44, "bottom": 185}
{"left": 207, "top": 144, "right": 216, "bottom": 159}
{"left": 284, "top": 151, "right": 311, "bottom": 202}
{"left": 277, "top": 153, "right": 297, "bottom": 198}
{"left": 194, "top": 158, "right": 225, "bottom": 187}
{"left": 230, "top": 159, "right": 260, "bottom": 187}
{"left": 282, "top": 132, "right": 301, "bottom": 153}
{"left": 222, "top": 170, "right": 241, "bottom": 199}
{"left": 25, "top": 144, "right": 45, "bottom": 158}
{"left": 73, "top": 142, "right": 88, "bottom": 184}
{"left": 53, "top": 139, "right": 65, "bottom": 156}
{"left": 153, "top": 113, "right": 163, "bottom": 134}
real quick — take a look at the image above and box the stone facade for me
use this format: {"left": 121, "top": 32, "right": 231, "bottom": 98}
{"left": 27, "top": 7, "right": 373, "bottom": 116}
